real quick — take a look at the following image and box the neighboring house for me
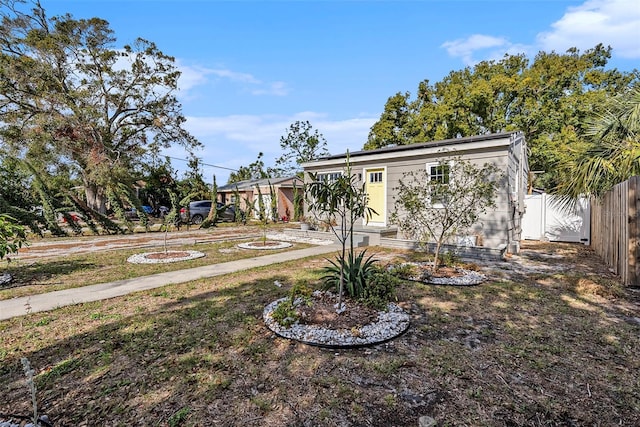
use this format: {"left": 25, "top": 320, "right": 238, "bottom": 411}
{"left": 302, "top": 131, "right": 529, "bottom": 253}
{"left": 217, "top": 176, "right": 303, "bottom": 221}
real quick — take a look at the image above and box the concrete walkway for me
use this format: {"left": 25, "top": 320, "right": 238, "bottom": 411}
{"left": 0, "top": 244, "right": 341, "bottom": 321}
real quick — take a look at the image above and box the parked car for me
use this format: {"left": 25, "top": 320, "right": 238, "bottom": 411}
{"left": 180, "top": 201, "right": 240, "bottom": 224}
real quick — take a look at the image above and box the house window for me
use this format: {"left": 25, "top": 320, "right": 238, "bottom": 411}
{"left": 429, "top": 164, "right": 450, "bottom": 184}
{"left": 369, "top": 171, "right": 383, "bottom": 183}
{"left": 316, "top": 172, "right": 342, "bottom": 183}
{"left": 426, "top": 161, "right": 452, "bottom": 206}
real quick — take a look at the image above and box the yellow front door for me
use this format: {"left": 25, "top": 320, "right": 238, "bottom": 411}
{"left": 365, "top": 168, "right": 385, "bottom": 224}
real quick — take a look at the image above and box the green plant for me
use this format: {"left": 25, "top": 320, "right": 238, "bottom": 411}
{"left": 161, "top": 188, "right": 181, "bottom": 253}
{"left": 233, "top": 186, "right": 243, "bottom": 223}
{"left": 388, "top": 263, "right": 417, "bottom": 279}
{"left": 271, "top": 281, "right": 312, "bottom": 327}
{"left": 255, "top": 184, "right": 268, "bottom": 244}
{"left": 292, "top": 181, "right": 304, "bottom": 221}
{"left": 322, "top": 250, "right": 378, "bottom": 300}
{"left": 168, "top": 407, "right": 191, "bottom": 426}
{"left": 440, "top": 250, "right": 459, "bottom": 268}
{"left": 269, "top": 181, "right": 278, "bottom": 223}
{"left": 391, "top": 156, "right": 500, "bottom": 273}
{"left": 201, "top": 174, "right": 219, "bottom": 228}
{"left": 0, "top": 214, "right": 28, "bottom": 262}
{"left": 242, "top": 194, "right": 254, "bottom": 223}
{"left": 360, "top": 268, "right": 399, "bottom": 310}
{"left": 306, "top": 152, "right": 375, "bottom": 310}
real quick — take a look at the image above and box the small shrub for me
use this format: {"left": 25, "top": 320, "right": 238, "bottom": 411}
{"left": 360, "top": 268, "right": 399, "bottom": 310}
{"left": 271, "top": 281, "right": 312, "bottom": 327}
{"left": 388, "top": 263, "right": 416, "bottom": 280}
{"left": 440, "top": 250, "right": 460, "bottom": 267}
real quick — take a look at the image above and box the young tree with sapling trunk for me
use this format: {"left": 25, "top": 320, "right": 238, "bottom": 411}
{"left": 392, "top": 156, "right": 500, "bottom": 273}
{"left": 306, "top": 152, "right": 375, "bottom": 312}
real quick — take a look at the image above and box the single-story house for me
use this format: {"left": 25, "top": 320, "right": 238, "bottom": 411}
{"left": 301, "top": 131, "right": 529, "bottom": 254}
{"left": 217, "top": 176, "right": 303, "bottom": 221}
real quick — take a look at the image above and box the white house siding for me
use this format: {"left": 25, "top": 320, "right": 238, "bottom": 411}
{"left": 303, "top": 132, "right": 528, "bottom": 252}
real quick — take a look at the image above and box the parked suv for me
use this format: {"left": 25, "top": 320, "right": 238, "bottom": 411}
{"left": 180, "top": 201, "right": 238, "bottom": 224}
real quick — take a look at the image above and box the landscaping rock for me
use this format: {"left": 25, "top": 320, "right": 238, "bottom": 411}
{"left": 419, "top": 415, "right": 436, "bottom": 427}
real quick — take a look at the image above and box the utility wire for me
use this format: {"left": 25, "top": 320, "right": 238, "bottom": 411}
{"left": 164, "top": 155, "right": 238, "bottom": 172}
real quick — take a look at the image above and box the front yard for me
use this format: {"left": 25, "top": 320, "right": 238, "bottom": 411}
{"left": 0, "top": 225, "right": 305, "bottom": 300}
{"left": 1, "top": 242, "right": 638, "bottom": 426}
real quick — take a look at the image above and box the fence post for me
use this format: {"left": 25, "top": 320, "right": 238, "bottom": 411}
{"left": 630, "top": 176, "right": 639, "bottom": 286}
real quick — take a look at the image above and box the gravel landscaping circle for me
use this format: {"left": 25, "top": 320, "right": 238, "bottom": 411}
{"left": 266, "top": 232, "right": 334, "bottom": 245}
{"left": 237, "top": 241, "right": 292, "bottom": 250}
{"left": 0, "top": 273, "right": 12, "bottom": 286}
{"left": 392, "top": 262, "right": 487, "bottom": 286}
{"left": 127, "top": 250, "right": 206, "bottom": 264}
{"left": 263, "top": 297, "right": 411, "bottom": 348}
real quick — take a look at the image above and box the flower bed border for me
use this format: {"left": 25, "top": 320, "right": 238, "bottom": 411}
{"left": 263, "top": 297, "right": 410, "bottom": 348}
{"left": 237, "top": 241, "right": 292, "bottom": 250}
{"left": 127, "top": 250, "right": 206, "bottom": 264}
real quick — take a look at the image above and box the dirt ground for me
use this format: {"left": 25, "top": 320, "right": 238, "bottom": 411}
{"left": 13, "top": 225, "right": 265, "bottom": 261}
{"left": 1, "top": 238, "right": 638, "bottom": 426}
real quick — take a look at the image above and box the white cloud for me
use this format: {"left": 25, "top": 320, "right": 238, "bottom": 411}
{"left": 251, "top": 81, "right": 289, "bottom": 96}
{"left": 175, "top": 63, "right": 211, "bottom": 92}
{"left": 210, "top": 68, "right": 261, "bottom": 84}
{"left": 442, "top": 0, "right": 640, "bottom": 65}
{"left": 168, "top": 113, "right": 377, "bottom": 182}
{"left": 537, "top": 0, "right": 640, "bottom": 58}
{"left": 441, "top": 34, "right": 530, "bottom": 66}
{"left": 176, "top": 61, "right": 289, "bottom": 98}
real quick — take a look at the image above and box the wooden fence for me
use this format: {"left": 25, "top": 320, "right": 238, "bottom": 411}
{"left": 590, "top": 176, "right": 640, "bottom": 287}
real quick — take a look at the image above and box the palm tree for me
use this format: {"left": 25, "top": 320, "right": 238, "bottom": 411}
{"left": 555, "top": 87, "right": 640, "bottom": 201}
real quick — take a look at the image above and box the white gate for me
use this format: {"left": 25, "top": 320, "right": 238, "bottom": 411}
{"left": 522, "top": 193, "right": 590, "bottom": 244}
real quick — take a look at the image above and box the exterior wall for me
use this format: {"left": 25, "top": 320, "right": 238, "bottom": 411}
{"left": 506, "top": 132, "right": 529, "bottom": 251}
{"left": 217, "top": 177, "right": 301, "bottom": 221}
{"left": 217, "top": 189, "right": 254, "bottom": 212}
{"left": 303, "top": 133, "right": 527, "bottom": 251}
{"left": 278, "top": 188, "right": 295, "bottom": 221}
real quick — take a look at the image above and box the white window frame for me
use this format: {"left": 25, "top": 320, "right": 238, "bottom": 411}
{"left": 315, "top": 171, "right": 342, "bottom": 184}
{"left": 425, "top": 160, "right": 454, "bottom": 208}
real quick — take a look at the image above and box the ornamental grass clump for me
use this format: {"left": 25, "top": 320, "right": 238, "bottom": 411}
{"left": 322, "top": 252, "right": 398, "bottom": 311}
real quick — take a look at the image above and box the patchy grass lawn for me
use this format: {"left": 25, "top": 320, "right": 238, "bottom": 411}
{"left": 0, "top": 238, "right": 310, "bottom": 300}
{"left": 1, "top": 243, "right": 639, "bottom": 426}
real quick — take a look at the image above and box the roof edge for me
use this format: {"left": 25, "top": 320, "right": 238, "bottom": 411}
{"left": 305, "top": 131, "right": 522, "bottom": 165}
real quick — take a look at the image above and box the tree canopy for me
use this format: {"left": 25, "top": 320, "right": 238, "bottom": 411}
{"left": 0, "top": 0, "right": 200, "bottom": 214}
{"left": 365, "top": 45, "right": 638, "bottom": 190}
{"left": 227, "top": 152, "right": 269, "bottom": 184}
{"left": 273, "top": 121, "right": 329, "bottom": 177}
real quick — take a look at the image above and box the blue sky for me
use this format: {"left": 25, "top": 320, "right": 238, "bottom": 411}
{"left": 43, "top": 0, "right": 640, "bottom": 184}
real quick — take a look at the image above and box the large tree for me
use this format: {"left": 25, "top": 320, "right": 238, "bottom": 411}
{"left": 366, "top": 45, "right": 637, "bottom": 190}
{"left": 273, "top": 120, "right": 329, "bottom": 177}
{"left": 0, "top": 0, "right": 199, "bottom": 213}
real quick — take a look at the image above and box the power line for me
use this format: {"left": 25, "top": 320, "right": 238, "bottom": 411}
{"left": 164, "top": 156, "right": 238, "bottom": 172}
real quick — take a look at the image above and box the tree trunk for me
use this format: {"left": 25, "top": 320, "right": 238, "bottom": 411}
{"left": 83, "top": 180, "right": 107, "bottom": 214}
{"left": 433, "top": 241, "right": 442, "bottom": 274}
